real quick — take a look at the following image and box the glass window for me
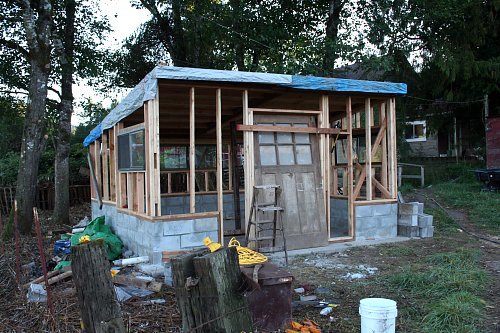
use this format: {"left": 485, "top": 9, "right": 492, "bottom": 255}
{"left": 278, "top": 145, "right": 295, "bottom": 165}
{"left": 405, "top": 121, "right": 427, "bottom": 142}
{"left": 276, "top": 123, "right": 292, "bottom": 143}
{"left": 258, "top": 124, "right": 274, "bottom": 144}
{"left": 260, "top": 146, "right": 277, "bottom": 165}
{"left": 118, "top": 129, "right": 145, "bottom": 171}
{"left": 160, "top": 146, "right": 188, "bottom": 169}
{"left": 296, "top": 145, "right": 312, "bottom": 164}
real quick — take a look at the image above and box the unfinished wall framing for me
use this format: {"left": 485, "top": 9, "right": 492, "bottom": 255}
{"left": 86, "top": 66, "right": 406, "bottom": 261}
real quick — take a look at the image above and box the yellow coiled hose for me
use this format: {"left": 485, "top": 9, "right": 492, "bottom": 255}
{"left": 203, "top": 237, "right": 268, "bottom": 265}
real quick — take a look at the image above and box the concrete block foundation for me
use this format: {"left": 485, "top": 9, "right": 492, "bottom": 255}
{"left": 91, "top": 201, "right": 218, "bottom": 265}
{"left": 354, "top": 203, "right": 398, "bottom": 240}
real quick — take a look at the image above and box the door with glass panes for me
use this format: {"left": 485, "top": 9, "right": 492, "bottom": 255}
{"left": 254, "top": 114, "right": 328, "bottom": 250}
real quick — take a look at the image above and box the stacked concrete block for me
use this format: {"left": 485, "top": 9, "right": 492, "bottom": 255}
{"left": 354, "top": 203, "right": 398, "bottom": 240}
{"left": 92, "top": 201, "right": 218, "bottom": 265}
{"left": 397, "top": 202, "right": 434, "bottom": 238}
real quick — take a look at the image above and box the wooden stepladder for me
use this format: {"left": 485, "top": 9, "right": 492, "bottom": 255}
{"left": 245, "top": 184, "right": 288, "bottom": 264}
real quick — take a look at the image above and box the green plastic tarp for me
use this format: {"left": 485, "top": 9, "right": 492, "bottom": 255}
{"left": 70, "top": 216, "right": 123, "bottom": 260}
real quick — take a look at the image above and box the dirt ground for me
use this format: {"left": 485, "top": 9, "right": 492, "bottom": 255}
{"left": 0, "top": 188, "right": 498, "bottom": 332}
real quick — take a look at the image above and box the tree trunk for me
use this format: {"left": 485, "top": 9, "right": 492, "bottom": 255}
{"left": 322, "top": 0, "right": 345, "bottom": 75}
{"left": 53, "top": 0, "right": 76, "bottom": 226}
{"left": 15, "top": 0, "right": 53, "bottom": 234}
{"left": 72, "top": 240, "right": 125, "bottom": 333}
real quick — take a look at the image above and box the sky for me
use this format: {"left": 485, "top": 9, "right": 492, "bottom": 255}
{"left": 72, "top": 1, "right": 151, "bottom": 125}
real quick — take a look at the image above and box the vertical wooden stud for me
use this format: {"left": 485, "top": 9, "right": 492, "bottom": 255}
{"left": 391, "top": 98, "right": 398, "bottom": 197}
{"left": 127, "top": 172, "right": 135, "bottom": 211}
{"left": 320, "top": 95, "right": 330, "bottom": 237}
{"left": 346, "top": 97, "right": 354, "bottom": 238}
{"left": 115, "top": 123, "right": 123, "bottom": 208}
{"left": 153, "top": 92, "right": 162, "bottom": 215}
{"left": 94, "top": 140, "right": 102, "bottom": 198}
{"left": 109, "top": 127, "right": 116, "bottom": 202}
{"left": 365, "top": 98, "right": 372, "bottom": 201}
{"left": 216, "top": 89, "right": 224, "bottom": 244}
{"left": 136, "top": 173, "right": 145, "bottom": 213}
{"left": 189, "top": 87, "right": 196, "bottom": 213}
{"left": 243, "top": 90, "right": 253, "bottom": 234}
{"left": 89, "top": 143, "right": 96, "bottom": 199}
{"left": 144, "top": 104, "right": 151, "bottom": 215}
{"left": 380, "top": 102, "right": 388, "bottom": 189}
{"left": 101, "top": 132, "right": 109, "bottom": 201}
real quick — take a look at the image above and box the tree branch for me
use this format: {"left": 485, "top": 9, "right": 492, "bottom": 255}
{"left": 0, "top": 38, "right": 29, "bottom": 59}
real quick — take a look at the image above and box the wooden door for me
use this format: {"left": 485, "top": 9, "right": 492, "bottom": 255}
{"left": 254, "top": 114, "right": 328, "bottom": 250}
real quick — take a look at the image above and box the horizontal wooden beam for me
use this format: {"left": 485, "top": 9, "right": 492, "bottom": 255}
{"left": 236, "top": 124, "right": 347, "bottom": 135}
{"left": 118, "top": 122, "right": 145, "bottom": 135}
{"left": 249, "top": 107, "right": 321, "bottom": 114}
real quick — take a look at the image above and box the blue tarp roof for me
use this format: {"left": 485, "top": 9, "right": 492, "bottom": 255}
{"left": 84, "top": 66, "right": 407, "bottom": 146}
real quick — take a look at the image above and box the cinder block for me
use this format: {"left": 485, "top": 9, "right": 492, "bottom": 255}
{"left": 398, "top": 214, "right": 418, "bottom": 226}
{"left": 398, "top": 202, "right": 420, "bottom": 215}
{"left": 356, "top": 205, "right": 374, "bottom": 218}
{"left": 142, "top": 221, "right": 164, "bottom": 236}
{"left": 372, "top": 204, "right": 392, "bottom": 216}
{"left": 163, "top": 220, "right": 194, "bottom": 236}
{"left": 397, "top": 225, "right": 419, "bottom": 237}
{"left": 151, "top": 251, "right": 163, "bottom": 265}
{"left": 192, "top": 217, "right": 218, "bottom": 232}
{"left": 181, "top": 231, "right": 218, "bottom": 249}
{"left": 152, "top": 235, "right": 182, "bottom": 251}
{"left": 420, "top": 226, "right": 434, "bottom": 238}
{"left": 418, "top": 213, "right": 433, "bottom": 227}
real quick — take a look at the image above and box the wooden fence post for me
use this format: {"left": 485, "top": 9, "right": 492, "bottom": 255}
{"left": 172, "top": 247, "right": 252, "bottom": 332}
{"left": 72, "top": 240, "right": 125, "bottom": 333}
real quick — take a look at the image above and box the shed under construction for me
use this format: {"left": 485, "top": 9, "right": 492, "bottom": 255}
{"left": 84, "top": 66, "right": 407, "bottom": 264}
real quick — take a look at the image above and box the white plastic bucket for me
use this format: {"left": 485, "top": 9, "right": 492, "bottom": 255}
{"left": 359, "top": 298, "right": 397, "bottom": 333}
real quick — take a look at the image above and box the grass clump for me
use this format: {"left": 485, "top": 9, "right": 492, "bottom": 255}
{"left": 380, "top": 249, "right": 489, "bottom": 333}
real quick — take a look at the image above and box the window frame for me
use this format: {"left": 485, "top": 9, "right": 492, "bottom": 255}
{"left": 405, "top": 120, "right": 427, "bottom": 142}
{"left": 117, "top": 129, "right": 146, "bottom": 171}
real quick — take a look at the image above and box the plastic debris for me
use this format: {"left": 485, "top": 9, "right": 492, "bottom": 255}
{"left": 54, "top": 240, "right": 71, "bottom": 256}
{"left": 70, "top": 216, "right": 123, "bottom": 260}
{"left": 320, "top": 303, "right": 339, "bottom": 316}
{"left": 79, "top": 235, "right": 91, "bottom": 244}
{"left": 300, "top": 295, "right": 318, "bottom": 302}
{"left": 113, "top": 256, "right": 149, "bottom": 266}
{"left": 54, "top": 260, "right": 71, "bottom": 271}
{"left": 114, "top": 286, "right": 132, "bottom": 302}
{"left": 27, "top": 284, "right": 47, "bottom": 303}
{"left": 74, "top": 216, "right": 90, "bottom": 228}
{"left": 294, "top": 287, "right": 305, "bottom": 293}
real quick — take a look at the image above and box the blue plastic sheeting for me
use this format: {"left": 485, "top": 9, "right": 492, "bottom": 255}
{"left": 83, "top": 123, "right": 102, "bottom": 147}
{"left": 83, "top": 66, "right": 407, "bottom": 146}
{"left": 284, "top": 75, "right": 407, "bottom": 95}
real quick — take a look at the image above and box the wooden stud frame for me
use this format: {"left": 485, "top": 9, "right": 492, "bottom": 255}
{"left": 243, "top": 90, "right": 254, "bottom": 233}
{"left": 320, "top": 96, "right": 330, "bottom": 237}
{"left": 365, "top": 98, "right": 372, "bottom": 201}
{"left": 346, "top": 97, "right": 354, "bottom": 239}
{"left": 102, "top": 132, "right": 109, "bottom": 201}
{"left": 216, "top": 89, "right": 224, "bottom": 244}
{"left": 189, "top": 88, "right": 196, "bottom": 213}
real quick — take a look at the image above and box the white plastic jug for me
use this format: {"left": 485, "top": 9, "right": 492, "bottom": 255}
{"left": 359, "top": 298, "right": 397, "bottom": 333}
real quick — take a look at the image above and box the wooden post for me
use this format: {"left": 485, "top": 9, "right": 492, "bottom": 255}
{"left": 346, "top": 97, "right": 354, "bottom": 238}
{"left": 72, "top": 240, "right": 125, "bottom": 333}
{"left": 380, "top": 102, "right": 388, "bottom": 189}
{"left": 102, "top": 132, "right": 109, "bottom": 201}
{"left": 390, "top": 98, "right": 398, "bottom": 197}
{"left": 115, "top": 124, "right": 123, "bottom": 208}
{"left": 216, "top": 89, "right": 224, "bottom": 244}
{"left": 171, "top": 248, "right": 252, "bottom": 332}
{"left": 365, "top": 98, "right": 372, "bottom": 200}
{"left": 320, "top": 95, "right": 330, "bottom": 236}
{"left": 89, "top": 143, "right": 96, "bottom": 199}
{"left": 243, "top": 90, "right": 253, "bottom": 235}
{"left": 109, "top": 127, "right": 116, "bottom": 202}
{"left": 230, "top": 122, "right": 241, "bottom": 230}
{"left": 190, "top": 87, "right": 196, "bottom": 213}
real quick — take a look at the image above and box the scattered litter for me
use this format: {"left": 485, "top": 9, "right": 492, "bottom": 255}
{"left": 113, "top": 274, "right": 162, "bottom": 292}
{"left": 113, "top": 256, "right": 149, "bottom": 266}
{"left": 320, "top": 303, "right": 338, "bottom": 316}
{"left": 286, "top": 319, "right": 321, "bottom": 333}
{"left": 53, "top": 260, "right": 71, "bottom": 271}
{"left": 53, "top": 240, "right": 71, "bottom": 256}
{"left": 294, "top": 287, "right": 305, "bottom": 293}
{"left": 115, "top": 286, "right": 133, "bottom": 302}
{"left": 314, "top": 287, "right": 329, "bottom": 294}
{"left": 119, "top": 285, "right": 154, "bottom": 298}
{"left": 137, "top": 263, "right": 165, "bottom": 278}
{"left": 300, "top": 295, "right": 317, "bottom": 302}
{"left": 343, "top": 272, "right": 366, "bottom": 280}
{"left": 74, "top": 216, "right": 90, "bottom": 228}
{"left": 27, "top": 284, "right": 47, "bottom": 303}
{"left": 71, "top": 227, "right": 85, "bottom": 234}
{"left": 138, "top": 299, "right": 166, "bottom": 305}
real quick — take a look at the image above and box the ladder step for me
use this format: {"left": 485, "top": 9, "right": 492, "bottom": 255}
{"left": 259, "top": 246, "right": 285, "bottom": 253}
{"left": 254, "top": 184, "right": 280, "bottom": 189}
{"left": 256, "top": 202, "right": 276, "bottom": 207}
{"left": 258, "top": 206, "right": 283, "bottom": 212}
{"left": 248, "top": 236, "right": 275, "bottom": 241}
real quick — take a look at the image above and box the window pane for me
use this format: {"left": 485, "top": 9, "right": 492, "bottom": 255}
{"left": 294, "top": 124, "right": 310, "bottom": 143}
{"left": 260, "top": 146, "right": 277, "bottom": 165}
{"left": 160, "top": 146, "right": 187, "bottom": 169}
{"left": 405, "top": 124, "right": 414, "bottom": 139}
{"left": 276, "top": 123, "right": 292, "bottom": 143}
{"left": 278, "top": 145, "right": 295, "bottom": 165}
{"left": 258, "top": 124, "right": 274, "bottom": 143}
{"left": 296, "top": 145, "right": 312, "bottom": 164}
{"left": 130, "top": 131, "right": 145, "bottom": 168}
{"left": 415, "top": 124, "right": 425, "bottom": 138}
{"left": 118, "top": 134, "right": 130, "bottom": 170}
{"left": 196, "top": 145, "right": 216, "bottom": 168}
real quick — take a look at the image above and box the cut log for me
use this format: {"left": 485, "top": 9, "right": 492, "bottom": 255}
{"left": 172, "top": 247, "right": 252, "bottom": 332}
{"left": 72, "top": 240, "right": 125, "bottom": 333}
{"left": 40, "top": 270, "right": 72, "bottom": 286}
{"left": 23, "top": 270, "right": 62, "bottom": 289}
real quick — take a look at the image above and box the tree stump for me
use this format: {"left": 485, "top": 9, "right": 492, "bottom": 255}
{"left": 171, "top": 247, "right": 252, "bottom": 332}
{"left": 72, "top": 240, "right": 125, "bottom": 333}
